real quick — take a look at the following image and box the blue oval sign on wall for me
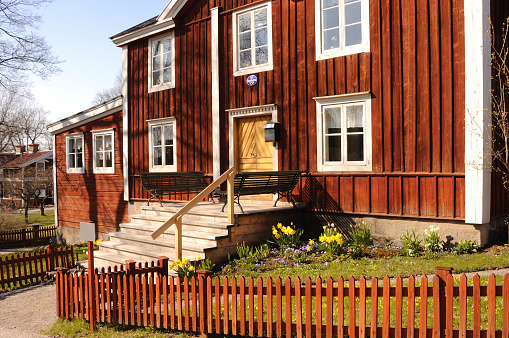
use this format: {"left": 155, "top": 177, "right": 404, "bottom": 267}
{"left": 246, "top": 75, "right": 258, "bottom": 86}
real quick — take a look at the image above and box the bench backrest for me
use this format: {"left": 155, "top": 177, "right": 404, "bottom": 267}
{"left": 234, "top": 170, "right": 304, "bottom": 195}
{"left": 138, "top": 171, "right": 206, "bottom": 192}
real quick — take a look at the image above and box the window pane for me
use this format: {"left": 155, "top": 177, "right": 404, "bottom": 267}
{"left": 164, "top": 53, "right": 172, "bottom": 68}
{"left": 76, "top": 138, "right": 82, "bottom": 153}
{"left": 165, "top": 146, "right": 174, "bottom": 166}
{"left": 69, "top": 138, "right": 75, "bottom": 153}
{"left": 324, "top": 28, "right": 340, "bottom": 50}
{"left": 153, "top": 71, "right": 161, "bottom": 86}
{"left": 153, "top": 56, "right": 161, "bottom": 71}
{"left": 153, "top": 126, "right": 162, "bottom": 146}
{"left": 254, "top": 8, "right": 267, "bottom": 28}
{"left": 326, "top": 135, "right": 342, "bottom": 162}
{"left": 77, "top": 153, "right": 83, "bottom": 168}
{"left": 105, "top": 151, "right": 113, "bottom": 168}
{"left": 345, "top": 1, "right": 362, "bottom": 25}
{"left": 239, "top": 50, "right": 252, "bottom": 68}
{"left": 238, "top": 13, "right": 251, "bottom": 33}
{"left": 323, "top": 0, "right": 339, "bottom": 9}
{"left": 164, "top": 125, "right": 173, "bottom": 145}
{"left": 153, "top": 147, "right": 162, "bottom": 166}
{"left": 163, "top": 37, "right": 172, "bottom": 53}
{"left": 323, "top": 8, "right": 339, "bottom": 30}
{"left": 255, "top": 27, "right": 267, "bottom": 47}
{"left": 325, "top": 107, "right": 341, "bottom": 133}
{"left": 96, "top": 135, "right": 104, "bottom": 152}
{"left": 104, "top": 135, "right": 112, "bottom": 151}
{"left": 68, "top": 154, "right": 75, "bottom": 168}
{"left": 347, "top": 134, "right": 364, "bottom": 161}
{"left": 239, "top": 32, "right": 251, "bottom": 50}
{"left": 345, "top": 24, "right": 362, "bottom": 46}
{"left": 346, "top": 105, "right": 364, "bottom": 132}
{"left": 97, "top": 152, "right": 104, "bottom": 168}
{"left": 163, "top": 68, "right": 172, "bottom": 83}
{"left": 152, "top": 40, "right": 161, "bottom": 56}
{"left": 255, "top": 46, "right": 268, "bottom": 65}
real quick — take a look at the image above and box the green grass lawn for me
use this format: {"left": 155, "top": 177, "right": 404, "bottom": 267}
{"left": 0, "top": 210, "right": 55, "bottom": 231}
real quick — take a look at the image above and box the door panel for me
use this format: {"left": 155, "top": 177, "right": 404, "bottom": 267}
{"left": 235, "top": 115, "right": 273, "bottom": 172}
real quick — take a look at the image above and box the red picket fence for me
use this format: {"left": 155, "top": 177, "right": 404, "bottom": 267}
{"left": 56, "top": 265, "right": 509, "bottom": 337}
{"left": 0, "top": 245, "right": 74, "bottom": 290}
{"left": 0, "top": 225, "right": 56, "bottom": 245}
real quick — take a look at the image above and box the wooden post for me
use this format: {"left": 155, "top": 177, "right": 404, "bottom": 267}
{"left": 33, "top": 224, "right": 40, "bottom": 240}
{"left": 198, "top": 270, "right": 213, "bottom": 337}
{"left": 175, "top": 216, "right": 182, "bottom": 261}
{"left": 88, "top": 241, "right": 96, "bottom": 333}
{"left": 227, "top": 171, "right": 235, "bottom": 224}
{"left": 435, "top": 266, "right": 453, "bottom": 334}
{"left": 158, "top": 256, "right": 169, "bottom": 277}
{"left": 45, "top": 245, "right": 55, "bottom": 272}
{"left": 125, "top": 259, "right": 136, "bottom": 275}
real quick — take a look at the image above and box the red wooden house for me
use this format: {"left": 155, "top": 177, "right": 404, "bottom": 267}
{"left": 49, "top": 0, "right": 509, "bottom": 265}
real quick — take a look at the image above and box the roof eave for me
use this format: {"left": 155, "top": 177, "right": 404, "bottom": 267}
{"left": 111, "top": 19, "right": 175, "bottom": 47}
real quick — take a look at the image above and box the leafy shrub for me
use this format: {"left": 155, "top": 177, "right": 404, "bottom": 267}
{"left": 198, "top": 257, "right": 215, "bottom": 271}
{"left": 454, "top": 240, "right": 479, "bottom": 254}
{"left": 272, "top": 222, "right": 303, "bottom": 253}
{"left": 423, "top": 225, "right": 443, "bottom": 252}
{"left": 319, "top": 223, "right": 345, "bottom": 255}
{"left": 237, "top": 242, "right": 253, "bottom": 259}
{"left": 351, "top": 222, "right": 373, "bottom": 247}
{"left": 400, "top": 229, "right": 422, "bottom": 257}
{"left": 236, "top": 242, "right": 270, "bottom": 263}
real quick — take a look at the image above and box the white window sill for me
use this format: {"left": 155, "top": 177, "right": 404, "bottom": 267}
{"left": 149, "top": 166, "right": 177, "bottom": 173}
{"left": 93, "top": 168, "right": 115, "bottom": 174}
{"left": 319, "top": 163, "right": 372, "bottom": 172}
{"left": 233, "top": 64, "right": 273, "bottom": 77}
{"left": 148, "top": 82, "right": 175, "bottom": 93}
{"left": 316, "top": 44, "right": 370, "bottom": 61}
{"left": 66, "top": 168, "right": 85, "bottom": 174}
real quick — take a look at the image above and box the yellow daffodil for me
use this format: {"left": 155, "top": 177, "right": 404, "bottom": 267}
{"left": 189, "top": 266, "right": 195, "bottom": 271}
{"left": 196, "top": 255, "right": 201, "bottom": 261}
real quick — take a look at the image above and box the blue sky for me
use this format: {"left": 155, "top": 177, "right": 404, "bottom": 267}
{"left": 31, "top": 1, "right": 166, "bottom": 123}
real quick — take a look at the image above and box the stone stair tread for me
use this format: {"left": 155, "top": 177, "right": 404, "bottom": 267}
{"left": 140, "top": 204, "right": 231, "bottom": 217}
{"left": 100, "top": 241, "right": 207, "bottom": 256}
{"left": 127, "top": 216, "right": 230, "bottom": 228}
{"left": 111, "top": 231, "right": 222, "bottom": 243}
{"left": 119, "top": 221, "right": 230, "bottom": 234}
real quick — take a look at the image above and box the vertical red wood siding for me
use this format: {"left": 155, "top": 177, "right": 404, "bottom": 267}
{"left": 127, "top": 0, "right": 466, "bottom": 219}
{"left": 55, "top": 111, "right": 128, "bottom": 233}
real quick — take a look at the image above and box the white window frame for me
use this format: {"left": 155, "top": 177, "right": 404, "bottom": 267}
{"left": 232, "top": 1, "right": 273, "bottom": 76}
{"left": 315, "top": 92, "right": 372, "bottom": 171}
{"left": 92, "top": 129, "right": 115, "bottom": 174}
{"left": 66, "top": 133, "right": 85, "bottom": 174}
{"left": 315, "top": 0, "right": 370, "bottom": 61}
{"left": 148, "top": 32, "right": 175, "bottom": 93}
{"left": 148, "top": 117, "right": 177, "bottom": 172}
{"left": 36, "top": 161, "right": 45, "bottom": 178}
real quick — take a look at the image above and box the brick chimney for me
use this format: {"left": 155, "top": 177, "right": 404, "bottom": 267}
{"left": 15, "top": 145, "right": 26, "bottom": 154}
{"left": 28, "top": 144, "right": 39, "bottom": 153}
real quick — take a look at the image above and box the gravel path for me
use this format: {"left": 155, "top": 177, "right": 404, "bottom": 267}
{"left": 0, "top": 282, "right": 57, "bottom": 338}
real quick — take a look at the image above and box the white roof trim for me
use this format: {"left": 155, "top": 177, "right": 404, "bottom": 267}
{"left": 48, "top": 97, "right": 123, "bottom": 134}
{"left": 19, "top": 152, "right": 53, "bottom": 168}
{"left": 158, "top": 0, "right": 188, "bottom": 22}
{"left": 111, "top": 20, "right": 175, "bottom": 47}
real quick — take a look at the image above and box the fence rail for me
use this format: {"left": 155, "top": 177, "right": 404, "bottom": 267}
{"left": 1, "top": 245, "right": 74, "bottom": 290}
{"left": 0, "top": 225, "right": 56, "bottom": 245}
{"left": 56, "top": 266, "right": 509, "bottom": 337}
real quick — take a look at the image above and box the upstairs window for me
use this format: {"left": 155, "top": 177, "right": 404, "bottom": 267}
{"left": 66, "top": 133, "right": 84, "bottom": 174}
{"left": 233, "top": 2, "right": 273, "bottom": 76}
{"left": 315, "top": 0, "right": 370, "bottom": 60}
{"left": 36, "top": 161, "right": 45, "bottom": 177}
{"left": 148, "top": 32, "right": 175, "bottom": 92}
{"left": 148, "top": 118, "right": 176, "bottom": 172}
{"left": 92, "top": 130, "right": 115, "bottom": 174}
{"left": 315, "top": 93, "right": 372, "bottom": 171}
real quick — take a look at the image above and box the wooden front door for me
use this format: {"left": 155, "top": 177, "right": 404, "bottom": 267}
{"left": 235, "top": 115, "right": 273, "bottom": 172}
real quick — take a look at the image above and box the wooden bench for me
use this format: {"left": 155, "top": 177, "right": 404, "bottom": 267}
{"left": 138, "top": 171, "right": 209, "bottom": 206}
{"left": 220, "top": 170, "right": 305, "bottom": 213}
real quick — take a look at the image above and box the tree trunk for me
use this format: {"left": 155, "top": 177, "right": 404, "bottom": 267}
{"left": 24, "top": 202, "right": 29, "bottom": 223}
{"left": 40, "top": 198, "right": 45, "bottom": 216}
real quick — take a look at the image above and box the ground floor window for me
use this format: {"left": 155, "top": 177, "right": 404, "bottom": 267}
{"left": 92, "top": 129, "right": 115, "bottom": 174}
{"left": 66, "top": 133, "right": 84, "bottom": 174}
{"left": 148, "top": 117, "right": 176, "bottom": 172}
{"left": 315, "top": 92, "right": 372, "bottom": 171}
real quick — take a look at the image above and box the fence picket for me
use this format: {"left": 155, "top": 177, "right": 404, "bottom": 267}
{"left": 295, "top": 277, "right": 302, "bottom": 338}
{"left": 169, "top": 276, "right": 175, "bottom": 330}
{"left": 191, "top": 277, "right": 197, "bottom": 332}
{"left": 337, "top": 276, "right": 344, "bottom": 337}
{"left": 275, "top": 277, "right": 282, "bottom": 338}
{"left": 216, "top": 277, "right": 221, "bottom": 334}
{"left": 473, "top": 274, "right": 481, "bottom": 335}
{"left": 207, "top": 276, "right": 213, "bottom": 334}
{"left": 395, "top": 276, "right": 402, "bottom": 338}
{"left": 184, "top": 277, "right": 189, "bottom": 331}
{"left": 257, "top": 277, "right": 264, "bottom": 337}
{"left": 488, "top": 274, "right": 496, "bottom": 336}
{"left": 383, "top": 276, "right": 390, "bottom": 338}
{"left": 326, "top": 277, "right": 333, "bottom": 338}
{"left": 267, "top": 276, "right": 273, "bottom": 338}
{"left": 433, "top": 275, "right": 440, "bottom": 337}
{"left": 149, "top": 275, "right": 155, "bottom": 327}
{"left": 285, "top": 277, "right": 291, "bottom": 338}
{"left": 224, "top": 277, "right": 230, "bottom": 335}
{"left": 349, "top": 277, "right": 356, "bottom": 337}
{"left": 359, "top": 277, "right": 366, "bottom": 338}
{"left": 249, "top": 277, "right": 255, "bottom": 336}
{"left": 504, "top": 274, "right": 509, "bottom": 337}
{"left": 232, "top": 276, "right": 238, "bottom": 336}
{"left": 176, "top": 276, "right": 183, "bottom": 330}
{"left": 371, "top": 277, "right": 378, "bottom": 338}
{"left": 239, "top": 276, "right": 246, "bottom": 336}
{"left": 407, "top": 276, "right": 415, "bottom": 338}
{"left": 419, "top": 276, "right": 428, "bottom": 338}
{"left": 163, "top": 276, "right": 168, "bottom": 329}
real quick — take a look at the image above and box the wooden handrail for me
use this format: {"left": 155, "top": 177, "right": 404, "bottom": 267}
{"left": 151, "top": 167, "right": 236, "bottom": 260}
